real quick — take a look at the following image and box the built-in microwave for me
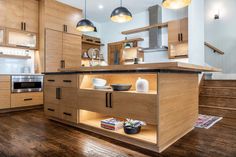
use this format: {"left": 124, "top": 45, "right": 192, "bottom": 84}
{"left": 11, "top": 75, "right": 43, "bottom": 93}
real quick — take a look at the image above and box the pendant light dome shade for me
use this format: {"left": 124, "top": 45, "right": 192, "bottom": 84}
{"left": 76, "top": 19, "right": 95, "bottom": 32}
{"left": 76, "top": 0, "right": 95, "bottom": 32}
{"left": 162, "top": 0, "right": 191, "bottom": 9}
{"left": 111, "top": 0, "right": 132, "bottom": 23}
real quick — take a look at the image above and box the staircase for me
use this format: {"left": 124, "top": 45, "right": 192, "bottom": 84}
{"left": 199, "top": 80, "right": 236, "bottom": 119}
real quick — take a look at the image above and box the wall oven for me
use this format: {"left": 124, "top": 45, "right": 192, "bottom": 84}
{"left": 11, "top": 75, "right": 43, "bottom": 93}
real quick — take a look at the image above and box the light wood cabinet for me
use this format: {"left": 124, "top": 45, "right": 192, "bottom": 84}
{"left": 1, "top": 0, "right": 39, "bottom": 33}
{"left": 11, "top": 92, "right": 43, "bottom": 108}
{"left": 45, "top": 29, "right": 81, "bottom": 72}
{"left": 112, "top": 92, "right": 157, "bottom": 124}
{"left": 45, "top": 29, "right": 63, "bottom": 72}
{"left": 23, "top": 0, "right": 39, "bottom": 33}
{"left": 44, "top": 75, "right": 79, "bottom": 123}
{"left": 41, "top": 0, "right": 82, "bottom": 35}
{"left": 78, "top": 90, "right": 112, "bottom": 115}
{"left": 0, "top": 27, "right": 5, "bottom": 45}
{"left": 0, "top": 76, "right": 10, "bottom": 109}
{"left": 168, "top": 18, "right": 188, "bottom": 58}
{"left": 63, "top": 33, "right": 82, "bottom": 69}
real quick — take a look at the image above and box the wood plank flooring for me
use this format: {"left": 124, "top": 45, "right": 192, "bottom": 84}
{"left": 0, "top": 109, "right": 235, "bottom": 157}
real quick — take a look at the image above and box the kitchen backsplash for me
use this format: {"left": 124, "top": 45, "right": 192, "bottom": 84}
{"left": 0, "top": 47, "right": 35, "bottom": 74}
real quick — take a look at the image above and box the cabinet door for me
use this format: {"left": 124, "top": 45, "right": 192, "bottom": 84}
{"left": 23, "top": 0, "right": 39, "bottom": 33}
{"left": 180, "top": 18, "right": 188, "bottom": 42}
{"left": 0, "top": 0, "right": 6, "bottom": 27}
{"left": 78, "top": 90, "right": 112, "bottom": 114}
{"left": 45, "top": 29, "right": 63, "bottom": 72}
{"left": 168, "top": 19, "right": 180, "bottom": 44}
{"left": 0, "top": 76, "right": 11, "bottom": 109}
{"left": 5, "top": 0, "right": 24, "bottom": 30}
{"left": 63, "top": 6, "right": 82, "bottom": 35}
{"left": 44, "top": 0, "right": 69, "bottom": 32}
{"left": 62, "top": 33, "right": 81, "bottom": 69}
{"left": 60, "top": 87, "right": 78, "bottom": 108}
{"left": 112, "top": 92, "right": 157, "bottom": 124}
{"left": 44, "top": 86, "right": 60, "bottom": 118}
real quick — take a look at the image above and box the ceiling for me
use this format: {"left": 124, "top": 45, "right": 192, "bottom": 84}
{"left": 57, "top": 0, "right": 162, "bottom": 23}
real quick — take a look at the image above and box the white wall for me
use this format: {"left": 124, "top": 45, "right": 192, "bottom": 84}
{"left": 188, "top": 0, "right": 205, "bottom": 66}
{"left": 99, "top": 7, "right": 188, "bottom": 63}
{"left": 83, "top": 20, "right": 102, "bottom": 38}
{"left": 205, "top": 0, "right": 236, "bottom": 73}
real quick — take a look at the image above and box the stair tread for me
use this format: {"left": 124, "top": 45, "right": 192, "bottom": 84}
{"left": 201, "top": 86, "right": 236, "bottom": 89}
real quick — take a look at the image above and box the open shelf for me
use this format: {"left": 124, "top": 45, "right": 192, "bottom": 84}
{"left": 80, "top": 88, "right": 157, "bottom": 95}
{"left": 0, "top": 54, "right": 31, "bottom": 59}
{"left": 79, "top": 111, "right": 157, "bottom": 144}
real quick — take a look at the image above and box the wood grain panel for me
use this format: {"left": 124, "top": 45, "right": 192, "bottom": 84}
{"left": 62, "top": 33, "right": 81, "bottom": 69}
{"left": 199, "top": 96, "right": 236, "bottom": 109}
{"left": 60, "top": 88, "right": 78, "bottom": 108}
{"left": 157, "top": 73, "right": 198, "bottom": 152}
{"left": 11, "top": 92, "right": 43, "bottom": 108}
{"left": 0, "top": 90, "right": 10, "bottom": 109}
{"left": 203, "top": 80, "right": 236, "bottom": 87}
{"left": 23, "top": 0, "right": 39, "bottom": 33}
{"left": 60, "top": 106, "right": 78, "bottom": 123}
{"left": 45, "top": 29, "right": 63, "bottom": 72}
{"left": 200, "top": 87, "right": 236, "bottom": 98}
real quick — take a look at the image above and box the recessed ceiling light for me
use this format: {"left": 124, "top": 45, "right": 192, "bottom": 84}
{"left": 98, "top": 4, "right": 104, "bottom": 9}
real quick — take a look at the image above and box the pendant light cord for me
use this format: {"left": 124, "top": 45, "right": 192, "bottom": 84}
{"left": 120, "top": 0, "right": 122, "bottom": 6}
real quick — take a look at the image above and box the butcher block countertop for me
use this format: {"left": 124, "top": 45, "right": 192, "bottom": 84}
{"left": 52, "top": 62, "right": 220, "bottom": 74}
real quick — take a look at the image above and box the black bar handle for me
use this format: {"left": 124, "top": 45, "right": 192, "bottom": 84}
{"left": 63, "top": 112, "right": 72, "bottom": 116}
{"left": 56, "top": 88, "right": 61, "bottom": 99}
{"left": 105, "top": 92, "right": 108, "bottom": 108}
{"left": 24, "top": 98, "right": 32, "bottom": 101}
{"left": 60, "top": 60, "right": 65, "bottom": 68}
{"left": 109, "top": 93, "right": 112, "bottom": 108}
{"left": 66, "top": 25, "right": 68, "bottom": 32}
{"left": 24, "top": 22, "right": 26, "bottom": 31}
{"left": 47, "top": 79, "right": 55, "bottom": 82}
{"left": 63, "top": 80, "right": 72, "bottom": 83}
{"left": 178, "top": 33, "right": 180, "bottom": 42}
{"left": 181, "top": 33, "right": 183, "bottom": 41}
{"left": 21, "top": 22, "right": 24, "bottom": 31}
{"left": 47, "top": 108, "right": 55, "bottom": 112}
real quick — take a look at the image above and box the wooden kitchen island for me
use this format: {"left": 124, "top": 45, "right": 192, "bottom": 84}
{"left": 43, "top": 62, "right": 218, "bottom": 153}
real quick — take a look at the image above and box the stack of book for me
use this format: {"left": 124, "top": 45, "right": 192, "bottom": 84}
{"left": 101, "top": 118, "right": 123, "bottom": 131}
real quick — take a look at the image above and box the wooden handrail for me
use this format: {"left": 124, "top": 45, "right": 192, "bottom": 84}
{"left": 204, "top": 42, "right": 224, "bottom": 55}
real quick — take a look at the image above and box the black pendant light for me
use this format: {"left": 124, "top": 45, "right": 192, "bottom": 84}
{"left": 162, "top": 0, "right": 192, "bottom": 9}
{"left": 111, "top": 0, "right": 132, "bottom": 23}
{"left": 76, "top": 0, "right": 95, "bottom": 32}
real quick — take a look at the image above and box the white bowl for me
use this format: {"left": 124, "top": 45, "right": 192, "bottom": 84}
{"left": 92, "top": 78, "right": 107, "bottom": 86}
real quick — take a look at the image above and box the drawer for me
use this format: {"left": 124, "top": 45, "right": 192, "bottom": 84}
{"left": 44, "top": 86, "right": 59, "bottom": 105}
{"left": 60, "top": 106, "right": 78, "bottom": 123}
{"left": 0, "top": 81, "right": 10, "bottom": 90}
{"left": 44, "top": 103, "right": 59, "bottom": 118}
{"left": 0, "top": 89, "right": 10, "bottom": 109}
{"left": 44, "top": 75, "right": 60, "bottom": 87}
{"left": 58, "top": 75, "right": 78, "bottom": 88}
{"left": 11, "top": 92, "right": 43, "bottom": 108}
{"left": 0, "top": 76, "right": 10, "bottom": 82}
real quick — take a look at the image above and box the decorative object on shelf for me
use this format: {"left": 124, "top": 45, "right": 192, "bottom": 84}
{"left": 111, "top": 84, "right": 132, "bottom": 91}
{"left": 101, "top": 118, "right": 124, "bottom": 131}
{"left": 76, "top": 0, "right": 95, "bottom": 32}
{"left": 110, "top": 0, "right": 132, "bottom": 23}
{"left": 136, "top": 77, "right": 149, "bottom": 93}
{"left": 162, "top": 0, "right": 191, "bottom": 9}
{"left": 88, "top": 48, "right": 99, "bottom": 59}
{"left": 82, "top": 52, "right": 89, "bottom": 59}
{"left": 123, "top": 119, "right": 146, "bottom": 134}
{"left": 92, "top": 78, "right": 107, "bottom": 87}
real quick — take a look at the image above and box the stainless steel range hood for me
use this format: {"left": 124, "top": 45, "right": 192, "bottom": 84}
{"left": 142, "top": 5, "right": 168, "bottom": 52}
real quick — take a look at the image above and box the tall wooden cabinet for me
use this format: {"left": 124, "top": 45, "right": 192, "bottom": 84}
{"left": 40, "top": 0, "right": 82, "bottom": 72}
{"left": 45, "top": 29, "right": 81, "bottom": 72}
{"left": 168, "top": 18, "right": 188, "bottom": 58}
{"left": 0, "top": 0, "right": 39, "bottom": 33}
{"left": 0, "top": 76, "right": 11, "bottom": 109}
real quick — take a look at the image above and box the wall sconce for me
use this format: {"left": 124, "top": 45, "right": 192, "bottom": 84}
{"left": 214, "top": 9, "right": 220, "bottom": 20}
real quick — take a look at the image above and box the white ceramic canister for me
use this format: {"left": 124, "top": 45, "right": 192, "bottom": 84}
{"left": 136, "top": 77, "right": 149, "bottom": 93}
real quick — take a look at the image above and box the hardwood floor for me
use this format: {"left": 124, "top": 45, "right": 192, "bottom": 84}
{"left": 0, "top": 109, "right": 235, "bottom": 157}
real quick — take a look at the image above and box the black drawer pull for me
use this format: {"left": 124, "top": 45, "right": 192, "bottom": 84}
{"left": 56, "top": 88, "right": 61, "bottom": 99}
{"left": 63, "top": 112, "right": 72, "bottom": 116}
{"left": 105, "top": 92, "right": 108, "bottom": 108}
{"left": 47, "top": 108, "right": 55, "bottom": 112}
{"left": 63, "top": 80, "right": 72, "bottom": 83}
{"left": 109, "top": 93, "right": 112, "bottom": 108}
{"left": 47, "top": 79, "right": 55, "bottom": 82}
{"left": 24, "top": 98, "right": 32, "bottom": 101}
